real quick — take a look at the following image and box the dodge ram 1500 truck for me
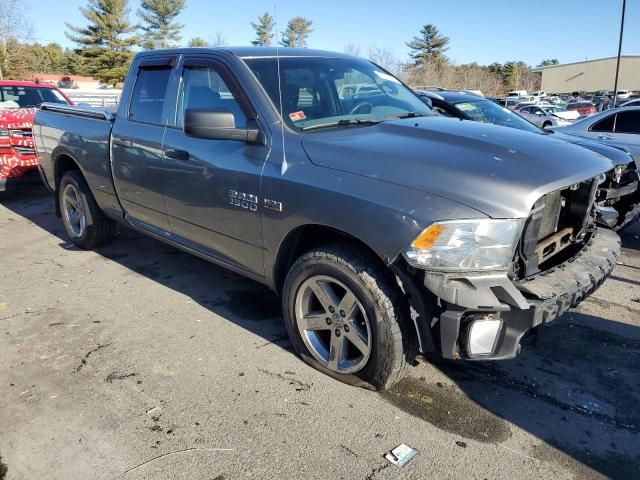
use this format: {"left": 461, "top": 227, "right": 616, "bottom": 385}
{"left": 33, "top": 48, "right": 621, "bottom": 389}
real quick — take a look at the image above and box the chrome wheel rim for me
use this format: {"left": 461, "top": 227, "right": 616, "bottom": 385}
{"left": 62, "top": 183, "right": 86, "bottom": 238}
{"left": 294, "top": 275, "right": 372, "bottom": 374}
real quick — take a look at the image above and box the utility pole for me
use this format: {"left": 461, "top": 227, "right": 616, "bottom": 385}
{"left": 613, "top": 0, "right": 626, "bottom": 107}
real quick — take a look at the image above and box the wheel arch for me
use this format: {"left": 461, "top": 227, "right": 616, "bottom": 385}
{"left": 272, "top": 223, "right": 391, "bottom": 295}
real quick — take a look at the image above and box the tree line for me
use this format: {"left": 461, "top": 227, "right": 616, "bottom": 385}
{"left": 0, "top": 0, "right": 550, "bottom": 94}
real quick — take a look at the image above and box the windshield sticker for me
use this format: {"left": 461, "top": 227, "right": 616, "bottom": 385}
{"left": 289, "top": 111, "right": 306, "bottom": 122}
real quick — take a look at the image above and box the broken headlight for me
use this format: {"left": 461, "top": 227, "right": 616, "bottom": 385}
{"left": 403, "top": 219, "right": 524, "bottom": 271}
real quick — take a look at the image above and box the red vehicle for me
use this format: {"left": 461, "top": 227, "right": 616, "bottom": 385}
{"left": 565, "top": 101, "right": 597, "bottom": 117}
{"left": 0, "top": 81, "right": 73, "bottom": 193}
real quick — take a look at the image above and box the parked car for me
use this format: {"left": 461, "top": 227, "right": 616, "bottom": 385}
{"left": 621, "top": 99, "right": 640, "bottom": 108}
{"left": 0, "top": 80, "right": 72, "bottom": 193}
{"left": 616, "top": 90, "right": 632, "bottom": 100}
{"left": 34, "top": 48, "right": 620, "bottom": 389}
{"left": 549, "top": 107, "right": 640, "bottom": 162}
{"left": 516, "top": 104, "right": 580, "bottom": 128}
{"left": 416, "top": 90, "right": 639, "bottom": 229}
{"left": 565, "top": 101, "right": 597, "bottom": 117}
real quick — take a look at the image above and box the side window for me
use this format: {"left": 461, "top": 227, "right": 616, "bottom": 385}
{"left": 614, "top": 111, "right": 640, "bottom": 134}
{"left": 177, "top": 65, "right": 247, "bottom": 128}
{"left": 129, "top": 67, "right": 172, "bottom": 124}
{"left": 590, "top": 114, "right": 615, "bottom": 133}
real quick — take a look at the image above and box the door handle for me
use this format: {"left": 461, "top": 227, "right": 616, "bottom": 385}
{"left": 598, "top": 135, "right": 612, "bottom": 140}
{"left": 113, "top": 138, "right": 133, "bottom": 148}
{"left": 165, "top": 148, "right": 190, "bottom": 161}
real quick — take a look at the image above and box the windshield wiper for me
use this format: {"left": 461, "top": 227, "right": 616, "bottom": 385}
{"left": 301, "top": 118, "right": 380, "bottom": 132}
{"left": 387, "top": 111, "right": 428, "bottom": 120}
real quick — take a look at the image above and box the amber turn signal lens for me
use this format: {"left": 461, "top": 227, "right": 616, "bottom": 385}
{"left": 411, "top": 224, "right": 445, "bottom": 249}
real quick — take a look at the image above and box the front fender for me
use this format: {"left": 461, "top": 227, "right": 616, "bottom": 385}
{"left": 260, "top": 158, "right": 485, "bottom": 289}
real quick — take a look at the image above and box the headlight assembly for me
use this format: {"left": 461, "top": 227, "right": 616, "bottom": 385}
{"left": 403, "top": 219, "right": 524, "bottom": 271}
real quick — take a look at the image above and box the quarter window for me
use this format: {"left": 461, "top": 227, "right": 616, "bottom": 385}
{"left": 590, "top": 114, "right": 615, "bottom": 133}
{"left": 614, "top": 111, "right": 640, "bottom": 134}
{"left": 129, "top": 67, "right": 172, "bottom": 124}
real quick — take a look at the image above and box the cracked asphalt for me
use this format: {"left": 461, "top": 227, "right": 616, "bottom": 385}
{"left": 1, "top": 186, "right": 639, "bottom": 480}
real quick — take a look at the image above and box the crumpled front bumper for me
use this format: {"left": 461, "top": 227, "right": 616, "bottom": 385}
{"left": 422, "top": 227, "right": 621, "bottom": 360}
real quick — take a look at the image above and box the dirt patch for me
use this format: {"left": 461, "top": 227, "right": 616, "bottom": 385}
{"left": 381, "top": 377, "right": 511, "bottom": 443}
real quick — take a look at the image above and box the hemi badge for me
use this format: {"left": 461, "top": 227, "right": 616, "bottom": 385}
{"left": 263, "top": 198, "right": 283, "bottom": 212}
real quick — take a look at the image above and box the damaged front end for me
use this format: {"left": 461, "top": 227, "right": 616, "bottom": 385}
{"left": 395, "top": 176, "right": 621, "bottom": 361}
{"left": 596, "top": 162, "right": 640, "bottom": 231}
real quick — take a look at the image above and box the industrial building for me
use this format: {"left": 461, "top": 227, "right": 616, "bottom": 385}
{"left": 537, "top": 55, "right": 640, "bottom": 94}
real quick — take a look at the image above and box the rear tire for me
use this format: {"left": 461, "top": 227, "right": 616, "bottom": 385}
{"left": 59, "top": 170, "right": 116, "bottom": 249}
{"left": 282, "top": 244, "right": 415, "bottom": 389}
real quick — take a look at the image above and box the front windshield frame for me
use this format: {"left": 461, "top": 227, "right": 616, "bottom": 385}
{"left": 453, "top": 98, "right": 541, "bottom": 133}
{"left": 0, "top": 86, "right": 70, "bottom": 108}
{"left": 243, "top": 56, "right": 433, "bottom": 132}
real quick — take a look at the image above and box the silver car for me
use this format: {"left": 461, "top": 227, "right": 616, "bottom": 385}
{"left": 517, "top": 104, "right": 579, "bottom": 128}
{"left": 550, "top": 107, "right": 640, "bottom": 162}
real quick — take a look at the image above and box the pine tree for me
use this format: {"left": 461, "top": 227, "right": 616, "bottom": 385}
{"left": 251, "top": 12, "right": 275, "bottom": 46}
{"left": 66, "top": 0, "right": 138, "bottom": 86}
{"left": 280, "top": 17, "right": 312, "bottom": 48}
{"left": 188, "top": 37, "right": 207, "bottom": 47}
{"left": 406, "top": 24, "right": 449, "bottom": 67}
{"left": 138, "top": 0, "right": 185, "bottom": 49}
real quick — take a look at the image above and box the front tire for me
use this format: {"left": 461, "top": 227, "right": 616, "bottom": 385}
{"left": 282, "top": 244, "right": 415, "bottom": 389}
{"left": 59, "top": 170, "right": 116, "bottom": 249}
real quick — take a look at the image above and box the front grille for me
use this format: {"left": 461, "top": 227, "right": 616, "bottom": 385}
{"left": 10, "top": 129, "right": 32, "bottom": 138}
{"left": 13, "top": 146, "right": 36, "bottom": 156}
{"left": 517, "top": 178, "right": 599, "bottom": 278}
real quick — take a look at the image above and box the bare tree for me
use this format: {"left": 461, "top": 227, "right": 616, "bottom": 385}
{"left": 0, "top": 0, "right": 33, "bottom": 79}
{"left": 210, "top": 31, "right": 227, "bottom": 47}
{"left": 343, "top": 42, "right": 361, "bottom": 57}
{"left": 367, "top": 45, "right": 398, "bottom": 73}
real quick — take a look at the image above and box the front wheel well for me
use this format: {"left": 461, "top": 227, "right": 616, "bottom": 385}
{"left": 273, "top": 224, "right": 389, "bottom": 294}
{"left": 53, "top": 154, "right": 82, "bottom": 216}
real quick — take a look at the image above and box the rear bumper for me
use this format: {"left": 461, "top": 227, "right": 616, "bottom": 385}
{"left": 421, "top": 227, "right": 620, "bottom": 360}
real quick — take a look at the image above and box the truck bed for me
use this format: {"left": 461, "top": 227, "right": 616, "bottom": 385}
{"left": 33, "top": 103, "right": 123, "bottom": 219}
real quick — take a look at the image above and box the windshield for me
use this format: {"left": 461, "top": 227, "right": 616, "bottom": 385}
{"left": 244, "top": 57, "right": 433, "bottom": 131}
{"left": 0, "top": 86, "right": 69, "bottom": 109}
{"left": 454, "top": 99, "right": 540, "bottom": 133}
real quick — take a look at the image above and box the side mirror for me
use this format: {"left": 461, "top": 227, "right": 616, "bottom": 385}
{"left": 184, "top": 108, "right": 262, "bottom": 143}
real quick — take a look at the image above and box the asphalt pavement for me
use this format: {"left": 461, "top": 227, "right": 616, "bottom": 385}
{"left": 1, "top": 186, "right": 639, "bottom": 480}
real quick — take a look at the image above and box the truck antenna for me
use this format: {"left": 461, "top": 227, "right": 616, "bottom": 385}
{"left": 274, "top": 5, "right": 288, "bottom": 173}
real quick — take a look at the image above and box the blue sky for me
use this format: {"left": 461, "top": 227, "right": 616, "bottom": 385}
{"left": 29, "top": 0, "right": 639, "bottom": 67}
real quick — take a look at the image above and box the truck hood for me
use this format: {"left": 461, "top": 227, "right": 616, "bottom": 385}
{"left": 301, "top": 117, "right": 613, "bottom": 218}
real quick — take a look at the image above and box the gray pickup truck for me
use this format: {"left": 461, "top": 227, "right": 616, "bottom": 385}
{"left": 33, "top": 48, "right": 621, "bottom": 389}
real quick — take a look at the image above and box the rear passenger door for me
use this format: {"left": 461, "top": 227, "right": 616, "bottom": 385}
{"left": 111, "top": 56, "right": 176, "bottom": 233}
{"left": 160, "top": 55, "right": 268, "bottom": 277}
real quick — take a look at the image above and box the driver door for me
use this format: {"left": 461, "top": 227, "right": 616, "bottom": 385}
{"left": 160, "top": 56, "right": 268, "bottom": 277}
